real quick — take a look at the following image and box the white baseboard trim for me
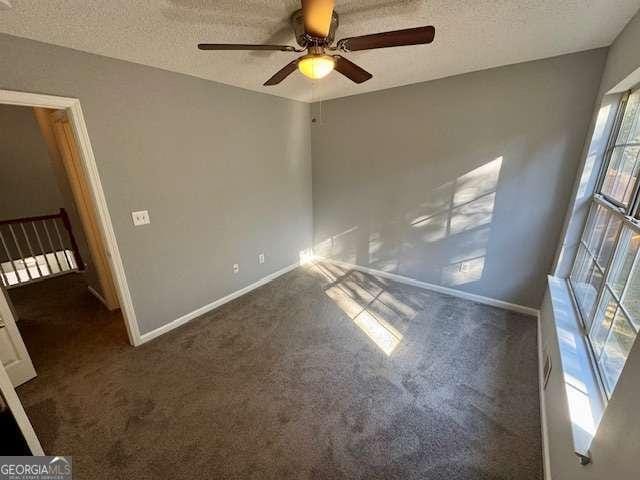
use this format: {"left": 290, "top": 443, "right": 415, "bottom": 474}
{"left": 87, "top": 286, "right": 109, "bottom": 308}
{"left": 139, "top": 262, "right": 299, "bottom": 344}
{"left": 538, "top": 313, "right": 553, "bottom": 480}
{"left": 314, "top": 256, "right": 540, "bottom": 317}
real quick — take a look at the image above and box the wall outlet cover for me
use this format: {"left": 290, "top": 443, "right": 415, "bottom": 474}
{"left": 131, "top": 210, "right": 150, "bottom": 226}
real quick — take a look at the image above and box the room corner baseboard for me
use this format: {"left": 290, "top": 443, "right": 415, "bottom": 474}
{"left": 314, "top": 256, "right": 540, "bottom": 317}
{"left": 138, "top": 262, "right": 300, "bottom": 344}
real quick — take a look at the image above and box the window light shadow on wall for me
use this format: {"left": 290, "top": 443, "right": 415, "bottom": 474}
{"left": 410, "top": 157, "right": 501, "bottom": 287}
{"left": 440, "top": 229, "right": 490, "bottom": 287}
{"left": 409, "top": 157, "right": 501, "bottom": 234}
{"left": 314, "top": 156, "right": 503, "bottom": 288}
{"left": 309, "top": 261, "right": 416, "bottom": 356}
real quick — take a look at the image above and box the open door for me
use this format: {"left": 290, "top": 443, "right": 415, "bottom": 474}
{"left": 33, "top": 108, "right": 120, "bottom": 311}
{"left": 0, "top": 284, "right": 36, "bottom": 386}
{"left": 0, "top": 356, "right": 43, "bottom": 454}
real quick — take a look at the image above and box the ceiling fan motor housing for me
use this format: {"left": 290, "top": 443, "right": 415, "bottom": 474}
{"left": 290, "top": 9, "right": 339, "bottom": 47}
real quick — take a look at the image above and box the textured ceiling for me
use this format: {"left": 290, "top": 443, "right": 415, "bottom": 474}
{"left": 1, "top": 1, "right": 639, "bottom": 102}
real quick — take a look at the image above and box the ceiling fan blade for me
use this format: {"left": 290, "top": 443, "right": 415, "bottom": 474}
{"left": 336, "top": 25, "right": 435, "bottom": 52}
{"left": 264, "top": 59, "right": 300, "bottom": 86}
{"left": 333, "top": 56, "right": 373, "bottom": 84}
{"left": 198, "top": 43, "right": 296, "bottom": 52}
{"left": 301, "top": 0, "right": 335, "bottom": 38}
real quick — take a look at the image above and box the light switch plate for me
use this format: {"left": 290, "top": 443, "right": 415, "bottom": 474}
{"left": 131, "top": 210, "right": 150, "bottom": 226}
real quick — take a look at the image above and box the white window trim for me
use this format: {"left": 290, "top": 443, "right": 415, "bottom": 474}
{"left": 548, "top": 276, "right": 605, "bottom": 465}
{"left": 568, "top": 86, "right": 640, "bottom": 402}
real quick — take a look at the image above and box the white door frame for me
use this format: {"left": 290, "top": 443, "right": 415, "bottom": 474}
{"left": 0, "top": 89, "right": 141, "bottom": 346}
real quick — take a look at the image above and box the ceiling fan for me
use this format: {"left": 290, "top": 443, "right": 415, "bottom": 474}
{"left": 197, "top": 0, "right": 435, "bottom": 86}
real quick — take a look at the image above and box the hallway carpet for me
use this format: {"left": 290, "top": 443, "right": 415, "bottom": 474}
{"left": 14, "top": 263, "right": 542, "bottom": 479}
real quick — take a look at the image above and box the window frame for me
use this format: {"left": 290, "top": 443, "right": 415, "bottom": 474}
{"left": 586, "top": 200, "right": 640, "bottom": 391}
{"left": 569, "top": 86, "right": 640, "bottom": 400}
{"left": 596, "top": 90, "right": 640, "bottom": 211}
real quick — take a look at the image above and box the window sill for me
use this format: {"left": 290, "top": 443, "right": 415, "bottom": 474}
{"left": 547, "top": 276, "right": 606, "bottom": 464}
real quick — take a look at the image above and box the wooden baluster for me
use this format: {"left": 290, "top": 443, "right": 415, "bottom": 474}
{"left": 20, "top": 223, "right": 44, "bottom": 278}
{"left": 0, "top": 228, "right": 21, "bottom": 285}
{"left": 8, "top": 225, "right": 32, "bottom": 281}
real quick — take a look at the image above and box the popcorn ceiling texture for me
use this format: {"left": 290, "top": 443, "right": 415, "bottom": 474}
{"left": 0, "top": 0, "right": 637, "bottom": 102}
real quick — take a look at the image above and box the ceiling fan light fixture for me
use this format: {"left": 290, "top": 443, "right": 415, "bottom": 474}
{"left": 298, "top": 54, "right": 335, "bottom": 80}
{"left": 198, "top": 1, "right": 435, "bottom": 86}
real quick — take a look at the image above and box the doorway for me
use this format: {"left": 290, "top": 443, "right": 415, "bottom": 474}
{"left": 0, "top": 90, "right": 140, "bottom": 394}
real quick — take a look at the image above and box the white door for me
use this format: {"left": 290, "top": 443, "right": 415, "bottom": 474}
{"left": 0, "top": 359, "right": 43, "bottom": 454}
{"left": 0, "top": 285, "right": 36, "bottom": 386}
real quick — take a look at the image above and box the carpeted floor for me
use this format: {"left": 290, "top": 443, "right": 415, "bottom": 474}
{"left": 13, "top": 262, "right": 542, "bottom": 479}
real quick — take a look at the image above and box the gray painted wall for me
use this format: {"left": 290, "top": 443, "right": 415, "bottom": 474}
{"left": 0, "top": 33, "right": 313, "bottom": 335}
{"left": 542, "top": 9, "right": 640, "bottom": 480}
{"left": 311, "top": 49, "right": 607, "bottom": 308}
{"left": 599, "top": 9, "right": 640, "bottom": 96}
{"left": 0, "top": 105, "right": 63, "bottom": 220}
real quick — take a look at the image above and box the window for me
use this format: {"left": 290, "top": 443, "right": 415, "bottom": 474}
{"left": 569, "top": 88, "right": 640, "bottom": 398}
{"left": 600, "top": 90, "right": 640, "bottom": 207}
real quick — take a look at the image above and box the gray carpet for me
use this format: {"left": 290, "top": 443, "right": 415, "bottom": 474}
{"left": 13, "top": 262, "right": 542, "bottom": 479}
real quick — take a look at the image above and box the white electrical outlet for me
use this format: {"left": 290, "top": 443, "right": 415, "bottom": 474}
{"left": 258, "top": 253, "right": 265, "bottom": 264}
{"left": 131, "top": 210, "right": 150, "bottom": 226}
{"left": 233, "top": 264, "right": 239, "bottom": 274}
